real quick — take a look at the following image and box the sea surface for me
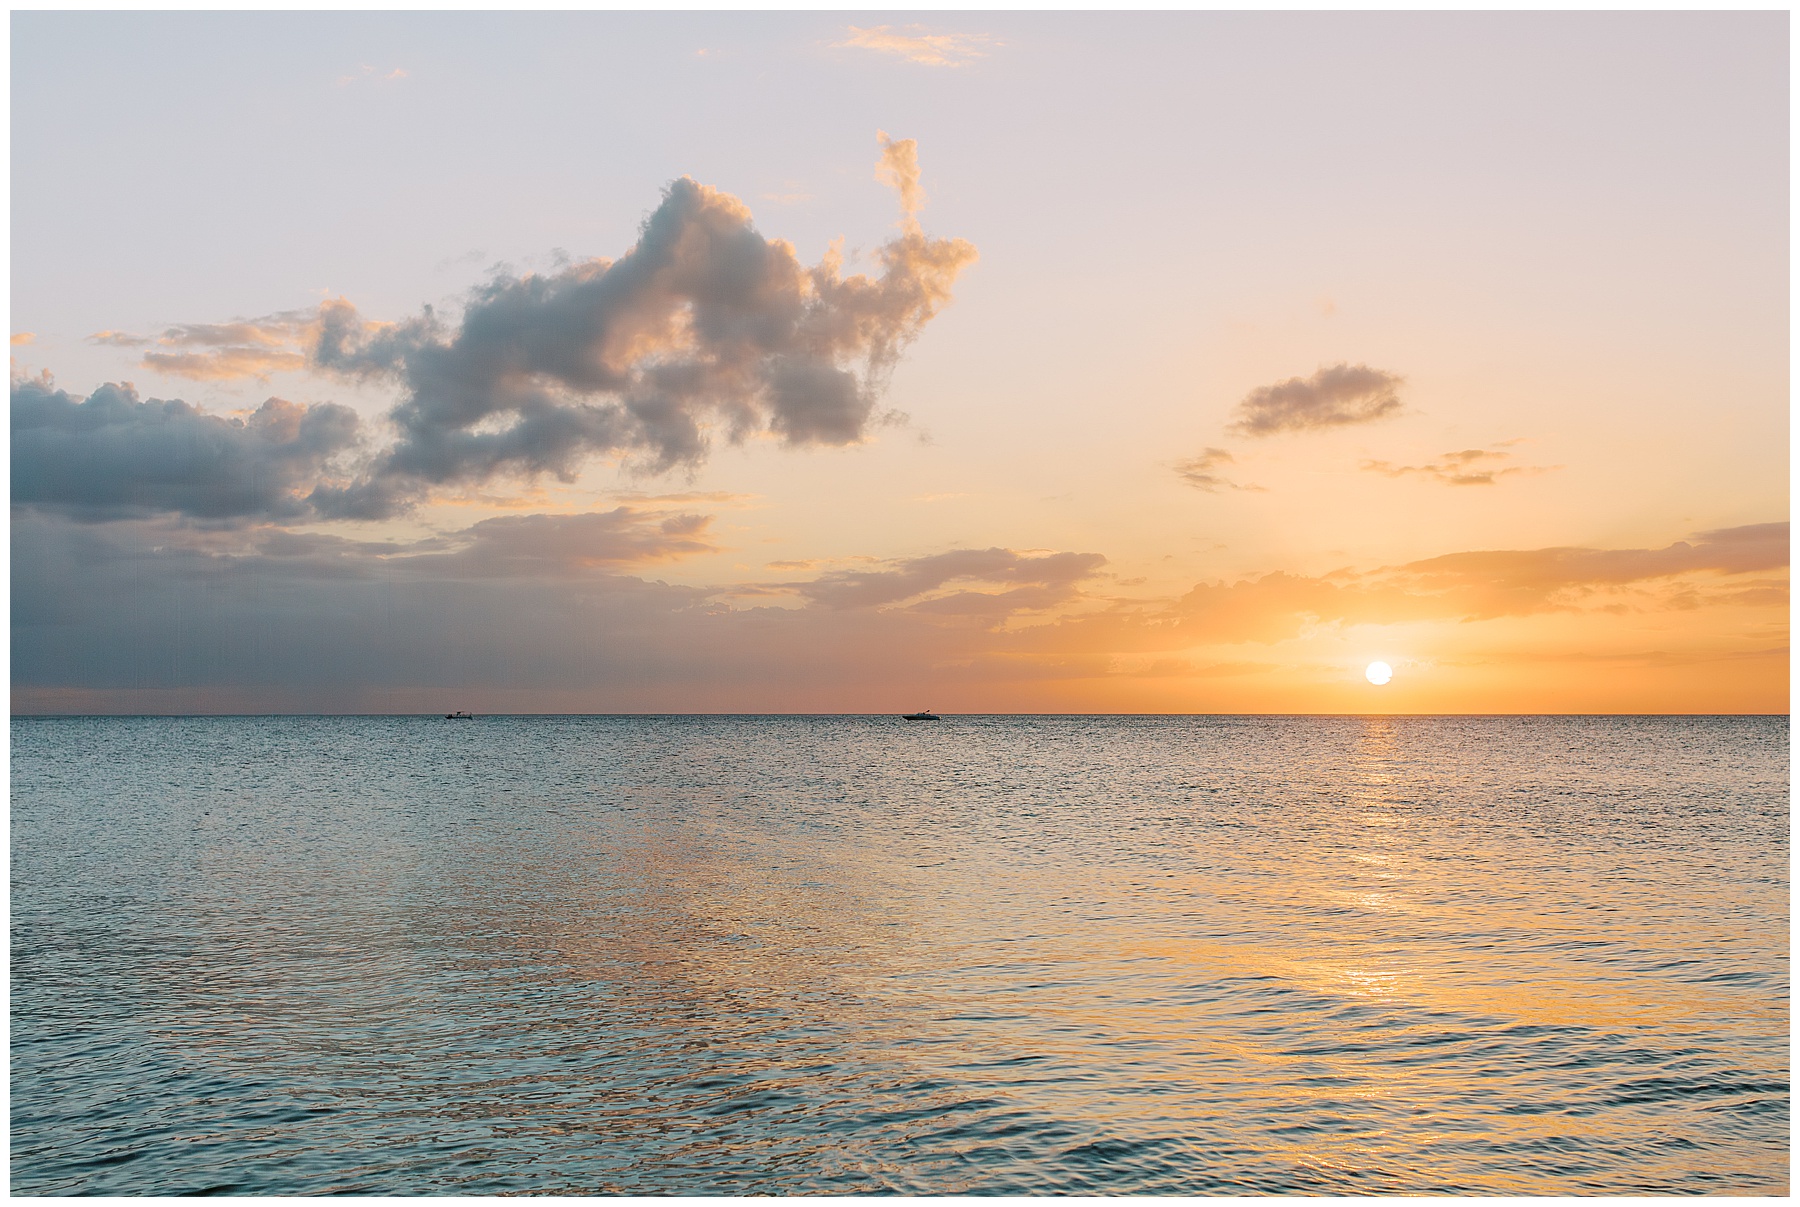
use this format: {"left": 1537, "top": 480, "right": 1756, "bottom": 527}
{"left": 10, "top": 715, "right": 1789, "bottom": 1195}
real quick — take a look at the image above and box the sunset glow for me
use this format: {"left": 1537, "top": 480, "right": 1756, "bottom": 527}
{"left": 10, "top": 12, "right": 1785, "bottom": 715}
{"left": 11, "top": 13, "right": 1788, "bottom": 1200}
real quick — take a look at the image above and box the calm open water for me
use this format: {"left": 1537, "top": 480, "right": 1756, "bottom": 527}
{"left": 11, "top": 715, "right": 1789, "bottom": 1195}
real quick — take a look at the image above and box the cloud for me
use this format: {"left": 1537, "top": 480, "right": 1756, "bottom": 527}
{"left": 336, "top": 63, "right": 408, "bottom": 86}
{"left": 1165, "top": 523, "right": 1793, "bottom": 638}
{"left": 90, "top": 312, "right": 316, "bottom": 381}
{"left": 24, "top": 144, "right": 974, "bottom": 529}
{"left": 11, "top": 333, "right": 35, "bottom": 346}
{"left": 835, "top": 25, "right": 993, "bottom": 67}
{"left": 1228, "top": 363, "right": 1404, "bottom": 436}
{"left": 311, "top": 148, "right": 976, "bottom": 519}
{"left": 11, "top": 514, "right": 1124, "bottom": 715}
{"left": 1362, "top": 446, "right": 1556, "bottom": 487}
{"left": 66, "top": 505, "right": 715, "bottom": 584}
{"left": 1387, "top": 522, "right": 1789, "bottom": 618}
{"left": 143, "top": 347, "right": 309, "bottom": 381}
{"left": 603, "top": 489, "right": 755, "bottom": 506}
{"left": 11, "top": 373, "right": 361, "bottom": 521}
{"left": 10, "top": 516, "right": 1100, "bottom": 707}
{"left": 1174, "top": 447, "right": 1262, "bottom": 493}
{"left": 409, "top": 508, "right": 717, "bottom": 577}
{"left": 877, "top": 131, "right": 924, "bottom": 225}
{"left": 1010, "top": 523, "right": 1792, "bottom": 661}
{"left": 12, "top": 515, "right": 1784, "bottom": 713}
{"left": 11, "top": 509, "right": 721, "bottom": 711}
{"left": 792, "top": 547, "right": 1106, "bottom": 614}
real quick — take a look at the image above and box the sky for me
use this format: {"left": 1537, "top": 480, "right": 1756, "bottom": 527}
{"left": 10, "top": 11, "right": 1789, "bottom": 714}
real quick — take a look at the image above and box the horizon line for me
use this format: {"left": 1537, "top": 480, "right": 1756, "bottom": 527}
{"left": 10, "top": 711, "right": 1789, "bottom": 720}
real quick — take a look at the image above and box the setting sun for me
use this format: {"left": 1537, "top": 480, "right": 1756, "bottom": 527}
{"left": 1366, "top": 662, "right": 1394, "bottom": 686}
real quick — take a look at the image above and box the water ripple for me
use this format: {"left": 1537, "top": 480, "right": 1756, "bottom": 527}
{"left": 11, "top": 715, "right": 1789, "bottom": 1194}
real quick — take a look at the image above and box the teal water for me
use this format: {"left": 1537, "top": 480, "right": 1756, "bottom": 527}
{"left": 10, "top": 715, "right": 1789, "bottom": 1194}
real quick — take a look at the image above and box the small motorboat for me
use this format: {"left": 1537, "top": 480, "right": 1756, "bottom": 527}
{"left": 902, "top": 709, "right": 940, "bottom": 721}
{"left": 445, "top": 711, "right": 474, "bottom": 720}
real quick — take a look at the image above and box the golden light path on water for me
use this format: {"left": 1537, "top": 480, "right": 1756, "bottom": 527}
{"left": 10, "top": 715, "right": 1789, "bottom": 1194}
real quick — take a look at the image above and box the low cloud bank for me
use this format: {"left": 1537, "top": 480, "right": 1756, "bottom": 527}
{"left": 15, "top": 510, "right": 1782, "bottom": 712}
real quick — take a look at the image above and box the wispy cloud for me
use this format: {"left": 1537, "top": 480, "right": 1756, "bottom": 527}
{"left": 1174, "top": 447, "right": 1262, "bottom": 493}
{"left": 86, "top": 330, "right": 146, "bottom": 348}
{"left": 1361, "top": 445, "right": 1558, "bottom": 486}
{"left": 604, "top": 489, "right": 757, "bottom": 507}
{"left": 336, "top": 64, "right": 407, "bottom": 86}
{"left": 396, "top": 508, "right": 717, "bottom": 576}
{"left": 143, "top": 348, "right": 308, "bottom": 381}
{"left": 835, "top": 24, "right": 994, "bottom": 68}
{"left": 877, "top": 131, "right": 925, "bottom": 225}
{"left": 790, "top": 547, "right": 1106, "bottom": 617}
{"left": 89, "top": 311, "right": 316, "bottom": 381}
{"left": 11, "top": 332, "right": 35, "bottom": 346}
{"left": 1228, "top": 363, "right": 1404, "bottom": 436}
{"left": 1385, "top": 523, "right": 1789, "bottom": 617}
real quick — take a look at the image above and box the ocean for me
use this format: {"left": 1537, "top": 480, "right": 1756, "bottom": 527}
{"left": 10, "top": 714, "right": 1789, "bottom": 1194}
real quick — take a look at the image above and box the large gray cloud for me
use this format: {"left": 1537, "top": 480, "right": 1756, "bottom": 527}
{"left": 30, "top": 146, "right": 973, "bottom": 526}
{"left": 311, "top": 167, "right": 977, "bottom": 519}
{"left": 1227, "top": 363, "right": 1404, "bottom": 436}
{"left": 11, "top": 374, "right": 360, "bottom": 521}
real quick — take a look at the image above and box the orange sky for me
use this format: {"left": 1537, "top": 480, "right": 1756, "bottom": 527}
{"left": 11, "top": 13, "right": 1787, "bottom": 713}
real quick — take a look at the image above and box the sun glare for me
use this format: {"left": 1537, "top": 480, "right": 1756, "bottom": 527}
{"left": 1365, "top": 661, "right": 1393, "bottom": 686}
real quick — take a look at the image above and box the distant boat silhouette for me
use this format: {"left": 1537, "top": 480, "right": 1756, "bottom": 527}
{"left": 445, "top": 711, "right": 474, "bottom": 720}
{"left": 902, "top": 709, "right": 940, "bottom": 721}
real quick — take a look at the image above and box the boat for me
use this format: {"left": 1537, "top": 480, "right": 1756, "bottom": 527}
{"left": 902, "top": 709, "right": 940, "bottom": 721}
{"left": 445, "top": 711, "right": 474, "bottom": 720}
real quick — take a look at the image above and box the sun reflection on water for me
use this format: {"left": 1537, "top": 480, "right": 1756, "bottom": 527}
{"left": 9, "top": 715, "right": 1789, "bottom": 1195}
